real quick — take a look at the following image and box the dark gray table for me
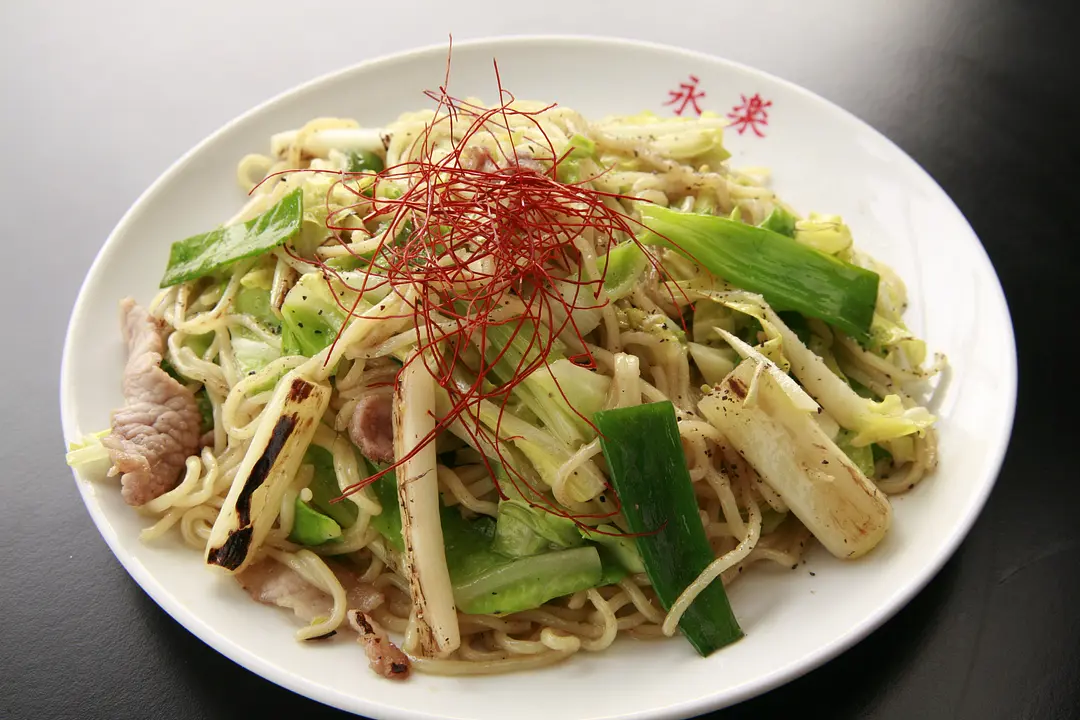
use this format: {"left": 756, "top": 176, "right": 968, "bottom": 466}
{"left": 2, "top": 1, "right": 1075, "bottom": 718}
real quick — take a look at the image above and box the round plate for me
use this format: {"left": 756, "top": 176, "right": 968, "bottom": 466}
{"left": 60, "top": 36, "right": 1016, "bottom": 720}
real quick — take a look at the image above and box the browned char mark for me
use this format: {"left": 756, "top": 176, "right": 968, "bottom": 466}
{"left": 206, "top": 413, "right": 299, "bottom": 570}
{"left": 727, "top": 376, "right": 748, "bottom": 400}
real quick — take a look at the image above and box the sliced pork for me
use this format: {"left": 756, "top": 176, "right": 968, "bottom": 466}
{"left": 348, "top": 392, "right": 395, "bottom": 463}
{"left": 102, "top": 298, "right": 201, "bottom": 506}
{"left": 348, "top": 610, "right": 412, "bottom": 680}
{"left": 237, "top": 560, "right": 408, "bottom": 678}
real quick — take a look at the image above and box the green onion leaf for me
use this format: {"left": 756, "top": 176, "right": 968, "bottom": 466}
{"left": 160, "top": 188, "right": 303, "bottom": 288}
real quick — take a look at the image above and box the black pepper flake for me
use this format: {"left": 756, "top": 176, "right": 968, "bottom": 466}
{"left": 809, "top": 571, "right": 816, "bottom": 577}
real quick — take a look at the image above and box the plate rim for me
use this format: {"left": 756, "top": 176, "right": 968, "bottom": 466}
{"left": 59, "top": 34, "right": 1019, "bottom": 720}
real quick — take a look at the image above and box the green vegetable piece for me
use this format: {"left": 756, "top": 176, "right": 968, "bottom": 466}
{"left": 871, "top": 443, "right": 893, "bottom": 464}
{"left": 346, "top": 150, "right": 385, "bottom": 174}
{"left": 594, "top": 401, "right": 743, "bottom": 656}
{"left": 759, "top": 207, "right": 797, "bottom": 237}
{"left": 582, "top": 524, "right": 645, "bottom": 574}
{"left": 595, "top": 545, "right": 631, "bottom": 586}
{"left": 688, "top": 342, "right": 737, "bottom": 385}
{"left": 597, "top": 242, "right": 649, "bottom": 301}
{"left": 195, "top": 389, "right": 213, "bottom": 434}
{"left": 493, "top": 500, "right": 584, "bottom": 557}
{"left": 452, "top": 545, "right": 602, "bottom": 615}
{"left": 836, "top": 429, "right": 875, "bottom": 477}
{"left": 234, "top": 285, "right": 280, "bottom": 329}
{"left": 444, "top": 503, "right": 602, "bottom": 614}
{"left": 639, "top": 205, "right": 880, "bottom": 343}
{"left": 556, "top": 135, "right": 597, "bottom": 184}
{"left": 160, "top": 357, "right": 184, "bottom": 383}
{"left": 776, "top": 311, "right": 811, "bottom": 345}
{"left": 288, "top": 497, "right": 343, "bottom": 546}
{"left": 364, "top": 456, "right": 601, "bottom": 613}
{"left": 566, "top": 134, "right": 596, "bottom": 160}
{"left": 280, "top": 272, "right": 349, "bottom": 357}
{"left": 493, "top": 503, "right": 551, "bottom": 557}
{"left": 366, "top": 462, "right": 404, "bottom": 552}
{"left": 161, "top": 358, "right": 213, "bottom": 433}
{"left": 160, "top": 188, "right": 303, "bottom": 287}
{"left": 760, "top": 509, "right": 789, "bottom": 535}
{"left": 304, "top": 445, "right": 358, "bottom": 529}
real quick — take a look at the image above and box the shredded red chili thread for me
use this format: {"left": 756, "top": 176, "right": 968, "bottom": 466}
{"left": 270, "top": 47, "right": 688, "bottom": 530}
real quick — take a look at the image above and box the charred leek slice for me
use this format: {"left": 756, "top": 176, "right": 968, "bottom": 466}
{"left": 205, "top": 369, "right": 331, "bottom": 572}
{"left": 394, "top": 355, "right": 460, "bottom": 658}
{"left": 698, "top": 356, "right": 892, "bottom": 559}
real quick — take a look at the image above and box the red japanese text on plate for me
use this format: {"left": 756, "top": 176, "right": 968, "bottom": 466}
{"left": 727, "top": 93, "right": 772, "bottom": 137}
{"left": 664, "top": 75, "right": 706, "bottom": 116}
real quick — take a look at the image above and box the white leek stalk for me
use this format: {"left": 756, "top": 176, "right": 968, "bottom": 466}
{"left": 395, "top": 354, "right": 460, "bottom": 658}
{"left": 699, "top": 357, "right": 892, "bottom": 559}
{"left": 205, "top": 369, "right": 331, "bottom": 573}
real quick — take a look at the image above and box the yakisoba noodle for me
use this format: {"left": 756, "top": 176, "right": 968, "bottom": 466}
{"left": 69, "top": 73, "right": 942, "bottom": 678}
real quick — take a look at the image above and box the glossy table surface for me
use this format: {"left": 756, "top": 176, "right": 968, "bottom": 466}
{"left": 2, "top": 1, "right": 1075, "bottom": 718}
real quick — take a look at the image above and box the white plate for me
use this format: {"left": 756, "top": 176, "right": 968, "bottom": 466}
{"left": 60, "top": 36, "right": 1016, "bottom": 720}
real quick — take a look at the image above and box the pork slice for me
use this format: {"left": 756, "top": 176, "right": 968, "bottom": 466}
{"left": 348, "top": 611, "right": 411, "bottom": 680}
{"left": 237, "top": 560, "right": 386, "bottom": 623}
{"left": 348, "top": 392, "right": 394, "bottom": 463}
{"left": 238, "top": 559, "right": 407, "bottom": 679}
{"left": 237, "top": 559, "right": 333, "bottom": 623}
{"left": 102, "top": 298, "right": 202, "bottom": 506}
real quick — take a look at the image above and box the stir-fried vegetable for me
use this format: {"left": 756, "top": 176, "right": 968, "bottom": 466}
{"left": 346, "top": 149, "right": 385, "bottom": 174}
{"left": 639, "top": 204, "right": 880, "bottom": 342}
{"left": 492, "top": 499, "right": 583, "bottom": 557}
{"left": 161, "top": 188, "right": 303, "bottom": 287}
{"left": 394, "top": 355, "right": 460, "bottom": 658}
{"left": 699, "top": 354, "right": 892, "bottom": 559}
{"left": 597, "top": 242, "right": 649, "bottom": 301}
{"left": 367, "top": 464, "right": 405, "bottom": 552}
{"left": 85, "top": 92, "right": 945, "bottom": 680}
{"left": 594, "top": 401, "right": 743, "bottom": 656}
{"left": 758, "top": 206, "right": 797, "bottom": 237}
{"left": 288, "top": 496, "right": 343, "bottom": 546}
{"left": 304, "top": 445, "right": 358, "bottom": 529}
{"left": 205, "top": 369, "right": 331, "bottom": 572}
{"left": 443, "top": 511, "right": 603, "bottom": 615}
{"left": 281, "top": 272, "right": 355, "bottom": 357}
{"left": 730, "top": 294, "right": 936, "bottom": 445}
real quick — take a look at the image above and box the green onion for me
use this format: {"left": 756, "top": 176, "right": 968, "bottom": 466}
{"left": 287, "top": 497, "right": 342, "bottom": 546}
{"left": 160, "top": 188, "right": 303, "bottom": 287}
{"left": 596, "top": 242, "right": 649, "bottom": 301}
{"left": 639, "top": 204, "right": 879, "bottom": 342}
{"left": 304, "top": 445, "right": 358, "bottom": 529}
{"left": 594, "top": 401, "right": 742, "bottom": 656}
{"left": 758, "top": 206, "right": 797, "bottom": 237}
{"left": 346, "top": 150, "right": 385, "bottom": 174}
{"left": 365, "top": 461, "right": 404, "bottom": 552}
